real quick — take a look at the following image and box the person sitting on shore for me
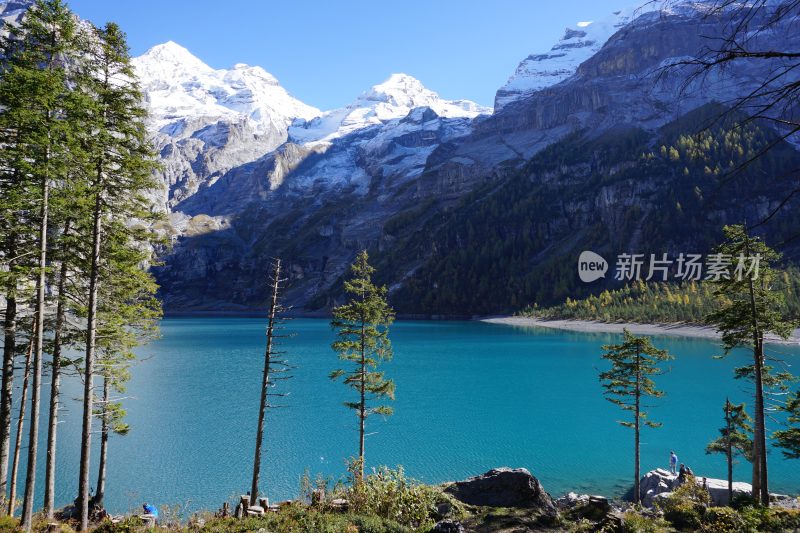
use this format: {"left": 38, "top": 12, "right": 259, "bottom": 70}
{"left": 142, "top": 503, "right": 158, "bottom": 519}
{"left": 669, "top": 451, "right": 678, "bottom": 475}
{"left": 678, "top": 463, "right": 688, "bottom": 483}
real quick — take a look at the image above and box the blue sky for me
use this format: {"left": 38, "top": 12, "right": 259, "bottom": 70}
{"left": 67, "top": 0, "right": 628, "bottom": 110}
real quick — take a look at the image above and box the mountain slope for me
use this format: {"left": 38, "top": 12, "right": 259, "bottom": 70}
{"left": 148, "top": 1, "right": 800, "bottom": 314}
{"left": 372, "top": 104, "right": 800, "bottom": 315}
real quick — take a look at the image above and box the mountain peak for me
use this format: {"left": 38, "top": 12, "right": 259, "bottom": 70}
{"left": 289, "top": 74, "right": 490, "bottom": 144}
{"left": 373, "top": 73, "right": 426, "bottom": 92}
{"left": 138, "top": 41, "right": 212, "bottom": 72}
{"left": 494, "top": 5, "right": 648, "bottom": 110}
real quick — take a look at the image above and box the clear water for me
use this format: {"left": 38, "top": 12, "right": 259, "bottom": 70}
{"left": 18, "top": 317, "right": 800, "bottom": 514}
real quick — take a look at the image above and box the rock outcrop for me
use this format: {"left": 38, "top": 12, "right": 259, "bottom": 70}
{"left": 638, "top": 468, "right": 752, "bottom": 507}
{"left": 444, "top": 467, "right": 555, "bottom": 512}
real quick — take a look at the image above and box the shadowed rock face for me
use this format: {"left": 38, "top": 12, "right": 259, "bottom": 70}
{"left": 444, "top": 468, "right": 556, "bottom": 512}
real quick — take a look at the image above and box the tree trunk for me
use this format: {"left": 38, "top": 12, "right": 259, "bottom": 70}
{"left": 78, "top": 192, "right": 102, "bottom": 531}
{"left": 94, "top": 377, "right": 110, "bottom": 508}
{"left": 0, "top": 288, "right": 16, "bottom": 506}
{"left": 756, "top": 335, "right": 769, "bottom": 505}
{"left": 20, "top": 174, "right": 49, "bottom": 530}
{"left": 359, "top": 319, "right": 366, "bottom": 482}
{"left": 634, "top": 346, "right": 641, "bottom": 505}
{"left": 725, "top": 399, "right": 733, "bottom": 504}
{"left": 8, "top": 322, "right": 34, "bottom": 516}
{"left": 250, "top": 259, "right": 281, "bottom": 506}
{"left": 745, "top": 263, "right": 767, "bottom": 505}
{"left": 0, "top": 230, "right": 19, "bottom": 507}
{"left": 44, "top": 220, "right": 70, "bottom": 518}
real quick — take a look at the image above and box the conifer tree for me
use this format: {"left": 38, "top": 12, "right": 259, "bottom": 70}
{"left": 774, "top": 391, "right": 800, "bottom": 460}
{"left": 706, "top": 224, "right": 795, "bottom": 505}
{"left": 250, "top": 258, "right": 292, "bottom": 506}
{"left": 600, "top": 329, "right": 673, "bottom": 505}
{"left": 330, "top": 251, "right": 395, "bottom": 481}
{"left": 706, "top": 398, "right": 753, "bottom": 504}
{"left": 91, "top": 217, "right": 161, "bottom": 509}
{"left": 73, "top": 21, "right": 161, "bottom": 529}
{"left": 0, "top": 1, "right": 82, "bottom": 525}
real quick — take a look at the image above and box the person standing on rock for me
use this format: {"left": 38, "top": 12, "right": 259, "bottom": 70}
{"left": 670, "top": 451, "right": 678, "bottom": 475}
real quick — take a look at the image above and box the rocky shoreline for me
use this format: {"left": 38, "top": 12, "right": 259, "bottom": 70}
{"left": 430, "top": 466, "right": 800, "bottom": 532}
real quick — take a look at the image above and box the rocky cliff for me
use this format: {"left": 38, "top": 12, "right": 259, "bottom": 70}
{"left": 119, "top": 2, "right": 800, "bottom": 313}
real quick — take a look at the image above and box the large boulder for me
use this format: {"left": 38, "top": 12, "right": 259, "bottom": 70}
{"left": 444, "top": 467, "right": 555, "bottom": 512}
{"left": 702, "top": 476, "right": 753, "bottom": 507}
{"left": 639, "top": 469, "right": 677, "bottom": 507}
{"left": 637, "top": 469, "right": 752, "bottom": 507}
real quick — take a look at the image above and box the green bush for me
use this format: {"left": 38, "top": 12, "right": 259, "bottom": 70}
{"left": 0, "top": 515, "right": 19, "bottom": 533}
{"left": 621, "top": 511, "right": 670, "bottom": 533}
{"left": 701, "top": 507, "right": 746, "bottom": 533}
{"left": 745, "top": 506, "right": 800, "bottom": 533}
{"left": 657, "top": 478, "right": 710, "bottom": 531}
{"left": 344, "top": 466, "right": 461, "bottom": 529}
{"left": 197, "top": 510, "right": 411, "bottom": 533}
{"left": 92, "top": 516, "right": 146, "bottom": 533}
{"left": 730, "top": 493, "right": 758, "bottom": 510}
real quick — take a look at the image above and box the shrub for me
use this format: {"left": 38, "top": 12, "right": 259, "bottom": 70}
{"left": 0, "top": 515, "right": 19, "bottom": 533}
{"left": 197, "top": 511, "right": 411, "bottom": 533}
{"left": 701, "top": 507, "right": 746, "bottom": 533}
{"left": 656, "top": 478, "right": 710, "bottom": 531}
{"left": 730, "top": 493, "right": 758, "bottom": 510}
{"left": 755, "top": 507, "right": 800, "bottom": 533}
{"left": 621, "top": 511, "right": 670, "bottom": 533}
{"left": 344, "top": 466, "right": 458, "bottom": 529}
{"left": 92, "top": 516, "right": 146, "bottom": 533}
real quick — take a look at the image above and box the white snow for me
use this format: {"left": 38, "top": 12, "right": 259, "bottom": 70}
{"left": 289, "top": 73, "right": 491, "bottom": 144}
{"left": 495, "top": 4, "right": 657, "bottom": 110}
{"left": 494, "top": 0, "right": 739, "bottom": 110}
{"left": 132, "top": 41, "right": 320, "bottom": 135}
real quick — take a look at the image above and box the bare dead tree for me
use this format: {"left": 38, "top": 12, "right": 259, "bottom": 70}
{"left": 249, "top": 258, "right": 294, "bottom": 507}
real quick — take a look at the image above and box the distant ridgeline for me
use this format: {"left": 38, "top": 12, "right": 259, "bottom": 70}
{"left": 522, "top": 270, "right": 800, "bottom": 324}
{"left": 362, "top": 103, "right": 800, "bottom": 316}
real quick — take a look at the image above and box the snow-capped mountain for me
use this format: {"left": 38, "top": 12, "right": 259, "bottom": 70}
{"left": 131, "top": 41, "right": 492, "bottom": 210}
{"left": 7, "top": 0, "right": 794, "bottom": 312}
{"left": 289, "top": 73, "right": 490, "bottom": 144}
{"left": 133, "top": 41, "right": 320, "bottom": 136}
{"left": 132, "top": 41, "right": 323, "bottom": 208}
{"left": 494, "top": 7, "right": 650, "bottom": 110}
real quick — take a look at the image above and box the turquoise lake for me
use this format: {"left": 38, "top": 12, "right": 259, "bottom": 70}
{"left": 24, "top": 317, "right": 800, "bottom": 514}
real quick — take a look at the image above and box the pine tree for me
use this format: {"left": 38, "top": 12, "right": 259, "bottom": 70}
{"left": 0, "top": 1, "right": 82, "bottom": 525}
{"left": 250, "top": 258, "right": 292, "bottom": 506}
{"left": 90, "top": 218, "right": 161, "bottom": 510}
{"left": 330, "top": 251, "right": 395, "bottom": 481}
{"left": 599, "top": 329, "right": 673, "bottom": 505}
{"left": 774, "top": 391, "right": 800, "bottom": 459}
{"left": 73, "top": 21, "right": 161, "bottom": 529}
{"left": 706, "top": 224, "right": 795, "bottom": 505}
{"left": 706, "top": 399, "right": 753, "bottom": 504}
